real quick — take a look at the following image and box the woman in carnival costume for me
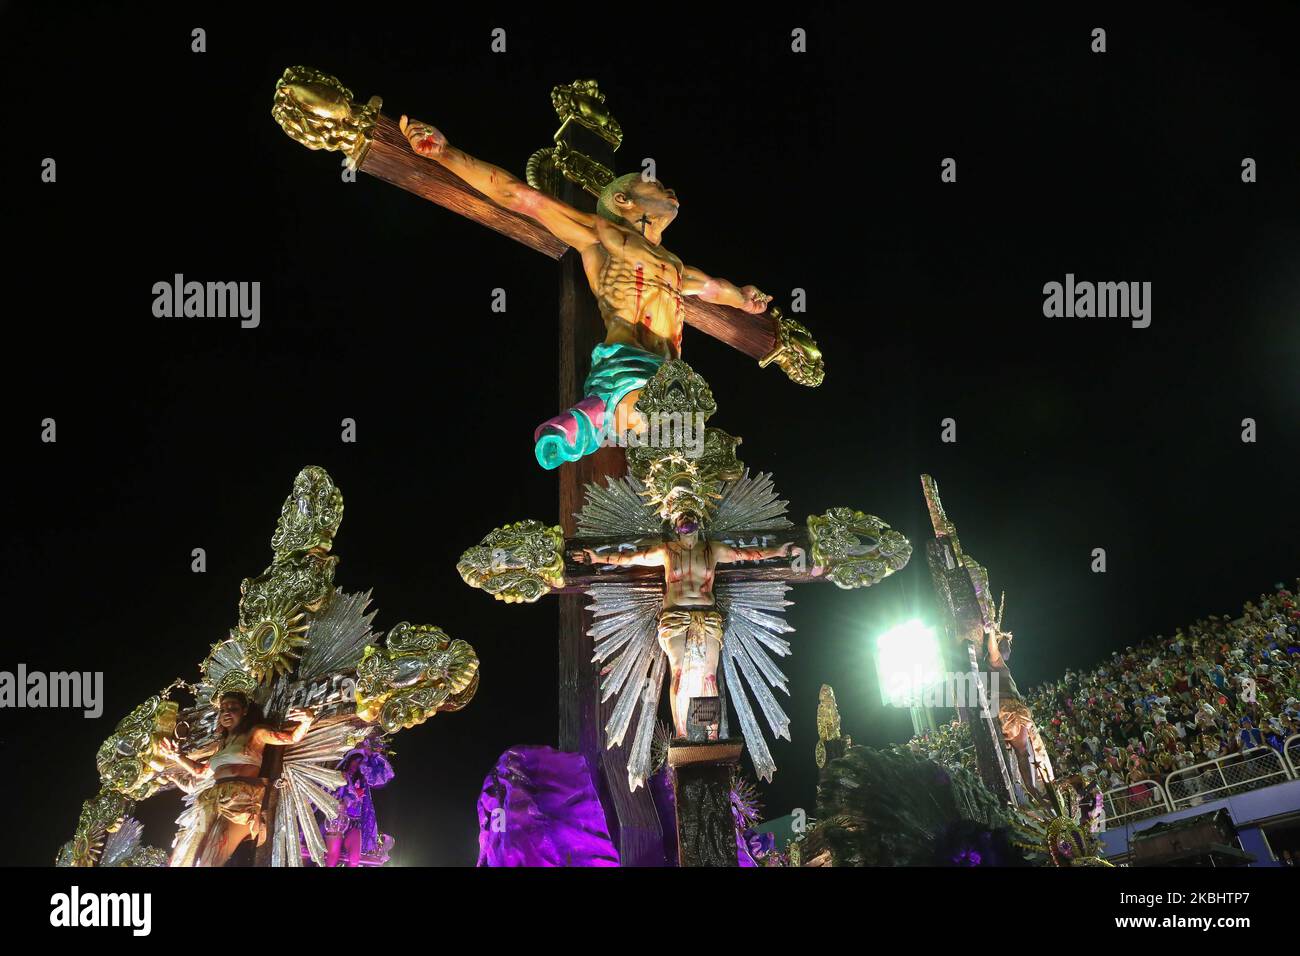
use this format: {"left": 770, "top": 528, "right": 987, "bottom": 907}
{"left": 162, "top": 692, "right": 315, "bottom": 867}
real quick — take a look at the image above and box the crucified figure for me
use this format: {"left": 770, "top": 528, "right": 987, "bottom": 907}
{"left": 575, "top": 510, "right": 799, "bottom": 738}
{"left": 399, "top": 116, "right": 771, "bottom": 469}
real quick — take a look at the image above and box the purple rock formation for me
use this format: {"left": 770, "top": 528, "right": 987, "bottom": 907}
{"left": 476, "top": 746, "right": 620, "bottom": 867}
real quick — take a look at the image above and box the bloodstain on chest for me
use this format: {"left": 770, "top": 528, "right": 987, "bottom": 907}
{"left": 627, "top": 257, "right": 684, "bottom": 354}
{"left": 634, "top": 263, "right": 646, "bottom": 326}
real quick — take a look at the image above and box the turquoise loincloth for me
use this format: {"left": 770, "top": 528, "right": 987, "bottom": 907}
{"left": 533, "top": 342, "right": 665, "bottom": 470}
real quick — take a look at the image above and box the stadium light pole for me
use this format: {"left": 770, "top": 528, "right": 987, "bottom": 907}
{"left": 874, "top": 619, "right": 944, "bottom": 735}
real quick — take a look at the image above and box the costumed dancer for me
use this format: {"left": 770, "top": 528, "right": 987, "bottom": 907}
{"left": 162, "top": 693, "right": 315, "bottom": 867}
{"left": 322, "top": 741, "right": 395, "bottom": 867}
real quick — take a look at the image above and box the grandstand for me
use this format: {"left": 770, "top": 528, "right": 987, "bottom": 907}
{"left": 905, "top": 580, "right": 1300, "bottom": 864}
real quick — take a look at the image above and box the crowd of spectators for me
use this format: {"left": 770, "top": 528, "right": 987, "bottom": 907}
{"left": 905, "top": 581, "right": 1300, "bottom": 813}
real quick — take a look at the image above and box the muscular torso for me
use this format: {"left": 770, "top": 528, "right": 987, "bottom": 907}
{"left": 662, "top": 539, "right": 717, "bottom": 609}
{"left": 585, "top": 219, "right": 686, "bottom": 358}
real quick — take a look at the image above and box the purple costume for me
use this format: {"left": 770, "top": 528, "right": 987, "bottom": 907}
{"left": 323, "top": 746, "right": 394, "bottom": 855}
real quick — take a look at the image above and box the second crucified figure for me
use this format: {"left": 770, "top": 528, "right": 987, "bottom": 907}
{"left": 575, "top": 508, "right": 800, "bottom": 739}
{"left": 398, "top": 115, "right": 772, "bottom": 470}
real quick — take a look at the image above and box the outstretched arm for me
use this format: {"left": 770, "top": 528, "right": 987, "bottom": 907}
{"left": 713, "top": 541, "right": 802, "bottom": 564}
{"left": 400, "top": 116, "right": 598, "bottom": 251}
{"left": 159, "top": 737, "right": 215, "bottom": 779}
{"left": 574, "top": 544, "right": 666, "bottom": 568}
{"left": 681, "top": 265, "right": 771, "bottom": 314}
{"left": 251, "top": 707, "right": 316, "bottom": 747}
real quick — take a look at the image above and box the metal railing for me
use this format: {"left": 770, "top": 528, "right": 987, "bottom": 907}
{"left": 1285, "top": 733, "right": 1300, "bottom": 778}
{"left": 1101, "top": 779, "right": 1173, "bottom": 828}
{"left": 1165, "top": 746, "right": 1293, "bottom": 810}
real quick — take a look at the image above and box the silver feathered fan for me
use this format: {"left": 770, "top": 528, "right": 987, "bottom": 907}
{"left": 296, "top": 588, "right": 377, "bottom": 681}
{"left": 270, "top": 716, "right": 370, "bottom": 866}
{"left": 100, "top": 816, "right": 167, "bottom": 867}
{"left": 268, "top": 589, "right": 379, "bottom": 866}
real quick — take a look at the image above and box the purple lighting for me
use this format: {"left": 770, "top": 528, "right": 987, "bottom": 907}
{"left": 476, "top": 746, "right": 620, "bottom": 867}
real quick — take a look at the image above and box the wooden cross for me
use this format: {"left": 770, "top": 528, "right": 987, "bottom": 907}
{"left": 270, "top": 67, "right": 824, "bottom": 381}
{"left": 272, "top": 69, "right": 829, "bottom": 865}
{"left": 77, "top": 467, "right": 478, "bottom": 869}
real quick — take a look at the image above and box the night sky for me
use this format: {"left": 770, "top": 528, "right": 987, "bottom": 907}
{"left": 4, "top": 4, "right": 1297, "bottom": 866}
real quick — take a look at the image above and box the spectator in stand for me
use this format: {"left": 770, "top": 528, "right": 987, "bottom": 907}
{"left": 1239, "top": 716, "right": 1263, "bottom": 750}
